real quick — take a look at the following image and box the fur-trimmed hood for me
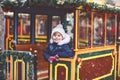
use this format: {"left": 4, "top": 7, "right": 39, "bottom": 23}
{"left": 50, "top": 24, "right": 71, "bottom": 45}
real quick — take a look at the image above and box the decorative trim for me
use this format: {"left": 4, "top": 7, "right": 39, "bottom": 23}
{"left": 55, "top": 64, "right": 68, "bottom": 80}
{"left": 118, "top": 46, "right": 120, "bottom": 76}
{"left": 14, "top": 59, "right": 25, "bottom": 80}
{"left": 9, "top": 39, "right": 13, "bottom": 50}
{"left": 77, "top": 53, "right": 114, "bottom": 80}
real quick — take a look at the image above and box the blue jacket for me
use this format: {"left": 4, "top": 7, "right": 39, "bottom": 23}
{"left": 43, "top": 43, "right": 74, "bottom": 62}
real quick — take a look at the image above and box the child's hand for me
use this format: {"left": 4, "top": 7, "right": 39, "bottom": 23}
{"left": 49, "top": 55, "right": 59, "bottom": 63}
{"left": 54, "top": 55, "right": 59, "bottom": 61}
{"left": 49, "top": 56, "right": 56, "bottom": 63}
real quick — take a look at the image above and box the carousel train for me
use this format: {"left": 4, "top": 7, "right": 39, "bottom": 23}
{"left": 3, "top": 1, "right": 120, "bottom": 80}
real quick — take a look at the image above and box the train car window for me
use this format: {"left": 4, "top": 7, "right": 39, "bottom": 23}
{"left": 93, "top": 13, "right": 105, "bottom": 46}
{"left": 78, "top": 11, "right": 91, "bottom": 49}
{"left": 66, "top": 13, "right": 74, "bottom": 48}
{"left": 17, "top": 13, "right": 31, "bottom": 45}
{"left": 9, "top": 18, "right": 14, "bottom": 35}
{"left": 18, "top": 13, "right": 30, "bottom": 35}
{"left": 66, "top": 13, "right": 74, "bottom": 39}
{"left": 4, "top": 12, "right": 14, "bottom": 35}
{"left": 35, "top": 15, "right": 48, "bottom": 35}
{"left": 118, "top": 17, "right": 120, "bottom": 41}
{"left": 52, "top": 16, "right": 61, "bottom": 28}
{"left": 106, "top": 15, "right": 115, "bottom": 45}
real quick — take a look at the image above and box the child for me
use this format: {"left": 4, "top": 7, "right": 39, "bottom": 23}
{"left": 43, "top": 24, "right": 74, "bottom": 63}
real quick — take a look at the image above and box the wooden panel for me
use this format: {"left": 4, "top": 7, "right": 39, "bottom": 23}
{"left": 16, "top": 43, "right": 48, "bottom": 79}
{"left": 57, "top": 66, "right": 66, "bottom": 80}
{"left": 79, "top": 55, "right": 113, "bottom": 80}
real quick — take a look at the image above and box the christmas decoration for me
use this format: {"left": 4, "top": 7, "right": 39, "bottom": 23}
{"left": 0, "top": 50, "right": 35, "bottom": 80}
{"left": 0, "top": 0, "right": 120, "bottom": 14}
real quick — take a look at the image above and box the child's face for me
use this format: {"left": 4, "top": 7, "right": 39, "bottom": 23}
{"left": 52, "top": 32, "right": 63, "bottom": 43}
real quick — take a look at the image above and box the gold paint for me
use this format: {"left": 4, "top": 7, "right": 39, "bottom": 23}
{"left": 55, "top": 64, "right": 68, "bottom": 80}
{"left": 50, "top": 64, "right": 52, "bottom": 80}
{"left": 77, "top": 53, "right": 114, "bottom": 80}
{"left": 14, "top": 59, "right": 25, "bottom": 80}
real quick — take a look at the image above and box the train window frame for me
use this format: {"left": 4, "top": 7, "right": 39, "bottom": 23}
{"left": 106, "top": 14, "right": 116, "bottom": 45}
{"left": 18, "top": 13, "right": 31, "bottom": 36}
{"left": 52, "top": 16, "right": 61, "bottom": 28}
{"left": 7, "top": 18, "right": 14, "bottom": 35}
{"left": 66, "top": 13, "right": 74, "bottom": 48}
{"left": 78, "top": 10, "right": 91, "bottom": 49}
{"left": 4, "top": 12, "right": 14, "bottom": 35}
{"left": 35, "top": 15, "right": 48, "bottom": 36}
{"left": 17, "top": 13, "right": 31, "bottom": 44}
{"left": 93, "top": 12, "right": 105, "bottom": 47}
{"left": 118, "top": 16, "right": 120, "bottom": 41}
{"left": 77, "top": 10, "right": 117, "bottom": 49}
{"left": 35, "top": 14, "right": 48, "bottom": 43}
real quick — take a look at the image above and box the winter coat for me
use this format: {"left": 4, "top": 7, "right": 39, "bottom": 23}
{"left": 43, "top": 43, "right": 74, "bottom": 62}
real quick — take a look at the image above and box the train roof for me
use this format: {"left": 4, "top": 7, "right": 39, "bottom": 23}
{"left": 1, "top": 0, "right": 120, "bottom": 14}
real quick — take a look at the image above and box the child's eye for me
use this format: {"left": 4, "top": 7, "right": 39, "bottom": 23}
{"left": 58, "top": 35, "right": 61, "bottom": 37}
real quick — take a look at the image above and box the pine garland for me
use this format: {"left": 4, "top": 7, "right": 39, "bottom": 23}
{"left": 1, "top": 0, "right": 120, "bottom": 13}
{"left": 1, "top": 0, "right": 120, "bottom": 14}
{"left": 0, "top": 50, "right": 35, "bottom": 80}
